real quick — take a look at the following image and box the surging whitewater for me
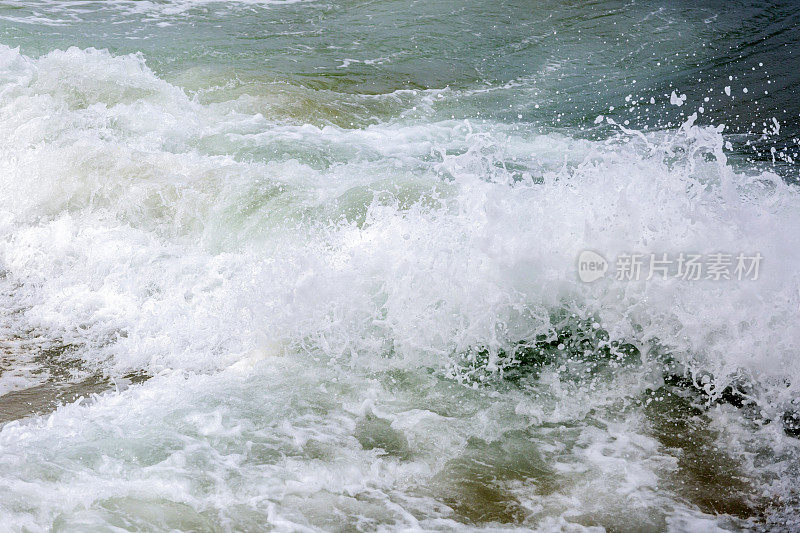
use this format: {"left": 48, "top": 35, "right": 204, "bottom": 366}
{"left": 1, "top": 43, "right": 799, "bottom": 531}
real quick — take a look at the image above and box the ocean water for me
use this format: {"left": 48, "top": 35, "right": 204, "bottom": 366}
{"left": 0, "top": 1, "right": 799, "bottom": 531}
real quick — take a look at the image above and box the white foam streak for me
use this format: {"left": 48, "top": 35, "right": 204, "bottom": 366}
{"left": 0, "top": 0, "right": 315, "bottom": 25}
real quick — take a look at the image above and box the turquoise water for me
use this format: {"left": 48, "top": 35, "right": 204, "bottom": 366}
{"left": 0, "top": 1, "right": 799, "bottom": 531}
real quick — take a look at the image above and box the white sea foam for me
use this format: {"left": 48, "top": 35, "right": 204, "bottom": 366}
{"left": 0, "top": 357, "right": 763, "bottom": 531}
{"left": 0, "top": 44, "right": 799, "bottom": 528}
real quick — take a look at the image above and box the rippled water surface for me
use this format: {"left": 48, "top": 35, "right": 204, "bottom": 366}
{"left": 0, "top": 1, "right": 799, "bottom": 531}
